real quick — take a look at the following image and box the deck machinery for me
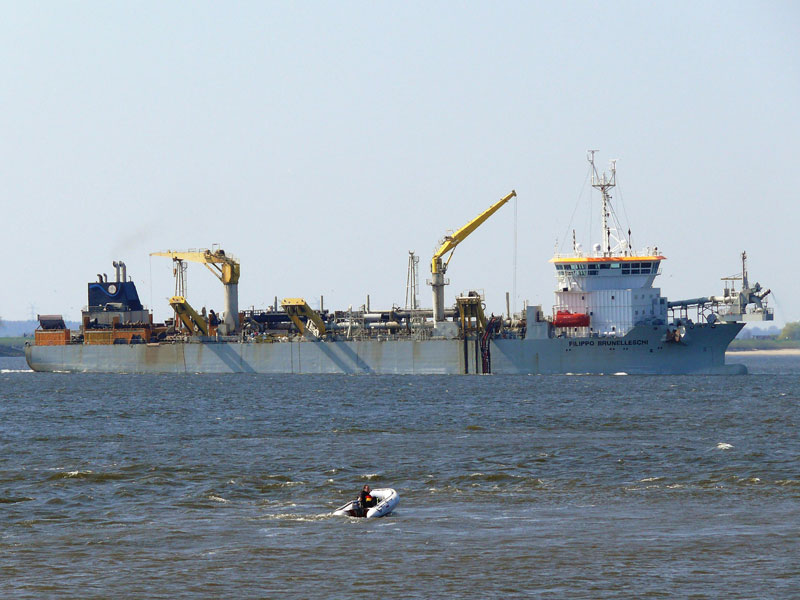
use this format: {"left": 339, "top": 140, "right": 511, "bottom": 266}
{"left": 151, "top": 248, "right": 241, "bottom": 335}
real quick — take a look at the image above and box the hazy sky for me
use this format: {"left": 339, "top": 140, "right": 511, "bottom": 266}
{"left": 2, "top": 1, "right": 798, "bottom": 325}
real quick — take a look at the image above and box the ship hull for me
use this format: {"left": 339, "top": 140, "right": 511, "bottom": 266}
{"left": 492, "top": 322, "right": 745, "bottom": 375}
{"left": 25, "top": 322, "right": 745, "bottom": 375}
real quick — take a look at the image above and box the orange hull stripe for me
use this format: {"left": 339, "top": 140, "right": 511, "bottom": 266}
{"left": 549, "top": 255, "right": 665, "bottom": 264}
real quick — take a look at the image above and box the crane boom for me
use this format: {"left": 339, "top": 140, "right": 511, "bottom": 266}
{"left": 429, "top": 190, "right": 516, "bottom": 325}
{"left": 150, "top": 249, "right": 240, "bottom": 285}
{"left": 169, "top": 296, "right": 209, "bottom": 336}
{"left": 281, "top": 298, "right": 327, "bottom": 338}
{"left": 431, "top": 190, "right": 516, "bottom": 275}
{"left": 151, "top": 248, "right": 241, "bottom": 334}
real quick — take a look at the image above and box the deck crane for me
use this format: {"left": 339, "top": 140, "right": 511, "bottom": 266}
{"left": 151, "top": 248, "right": 241, "bottom": 334}
{"left": 430, "top": 190, "right": 516, "bottom": 323}
{"left": 169, "top": 296, "right": 209, "bottom": 336}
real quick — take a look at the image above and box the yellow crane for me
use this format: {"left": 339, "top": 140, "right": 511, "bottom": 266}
{"left": 169, "top": 296, "right": 209, "bottom": 336}
{"left": 430, "top": 190, "right": 516, "bottom": 322}
{"left": 281, "top": 298, "right": 327, "bottom": 338}
{"left": 151, "top": 248, "right": 241, "bottom": 334}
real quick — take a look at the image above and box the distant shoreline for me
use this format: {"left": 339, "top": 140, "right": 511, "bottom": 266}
{"left": 727, "top": 348, "right": 800, "bottom": 356}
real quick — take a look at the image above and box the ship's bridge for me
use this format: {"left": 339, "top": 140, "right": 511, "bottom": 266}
{"left": 551, "top": 255, "right": 665, "bottom": 292}
{"left": 550, "top": 254, "right": 668, "bottom": 337}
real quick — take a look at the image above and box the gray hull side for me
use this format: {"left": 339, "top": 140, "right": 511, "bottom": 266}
{"left": 25, "top": 339, "right": 474, "bottom": 375}
{"left": 26, "top": 323, "right": 745, "bottom": 375}
{"left": 493, "top": 322, "right": 746, "bottom": 375}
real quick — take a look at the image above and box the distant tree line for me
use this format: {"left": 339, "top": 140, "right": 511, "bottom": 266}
{"left": 778, "top": 321, "right": 800, "bottom": 341}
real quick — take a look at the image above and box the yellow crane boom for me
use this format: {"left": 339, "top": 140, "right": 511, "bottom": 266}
{"left": 430, "top": 190, "right": 516, "bottom": 323}
{"left": 169, "top": 296, "right": 209, "bottom": 336}
{"left": 431, "top": 190, "right": 516, "bottom": 275}
{"left": 150, "top": 249, "right": 240, "bottom": 285}
{"left": 281, "top": 298, "right": 327, "bottom": 338}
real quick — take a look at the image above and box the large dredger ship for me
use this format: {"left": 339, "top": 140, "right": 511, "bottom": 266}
{"left": 26, "top": 155, "right": 773, "bottom": 374}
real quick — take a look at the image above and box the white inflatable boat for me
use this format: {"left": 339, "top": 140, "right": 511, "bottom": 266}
{"left": 333, "top": 488, "right": 399, "bottom": 518}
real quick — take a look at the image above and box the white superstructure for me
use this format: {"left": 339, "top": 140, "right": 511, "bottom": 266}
{"left": 550, "top": 153, "right": 668, "bottom": 337}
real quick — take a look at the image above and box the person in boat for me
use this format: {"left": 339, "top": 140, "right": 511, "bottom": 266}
{"left": 357, "top": 485, "right": 377, "bottom": 516}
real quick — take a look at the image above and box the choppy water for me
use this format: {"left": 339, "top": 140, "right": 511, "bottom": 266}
{"left": 1, "top": 354, "right": 798, "bottom": 598}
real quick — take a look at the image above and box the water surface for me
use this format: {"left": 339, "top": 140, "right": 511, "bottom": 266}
{"left": 1, "top": 354, "right": 798, "bottom": 598}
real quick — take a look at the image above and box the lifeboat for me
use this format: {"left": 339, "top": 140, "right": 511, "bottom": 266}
{"left": 553, "top": 310, "right": 590, "bottom": 328}
{"left": 333, "top": 488, "right": 399, "bottom": 518}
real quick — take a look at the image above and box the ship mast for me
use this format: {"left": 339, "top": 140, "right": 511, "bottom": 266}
{"left": 741, "top": 251, "right": 749, "bottom": 289}
{"left": 405, "top": 250, "right": 420, "bottom": 310}
{"left": 588, "top": 150, "right": 618, "bottom": 256}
